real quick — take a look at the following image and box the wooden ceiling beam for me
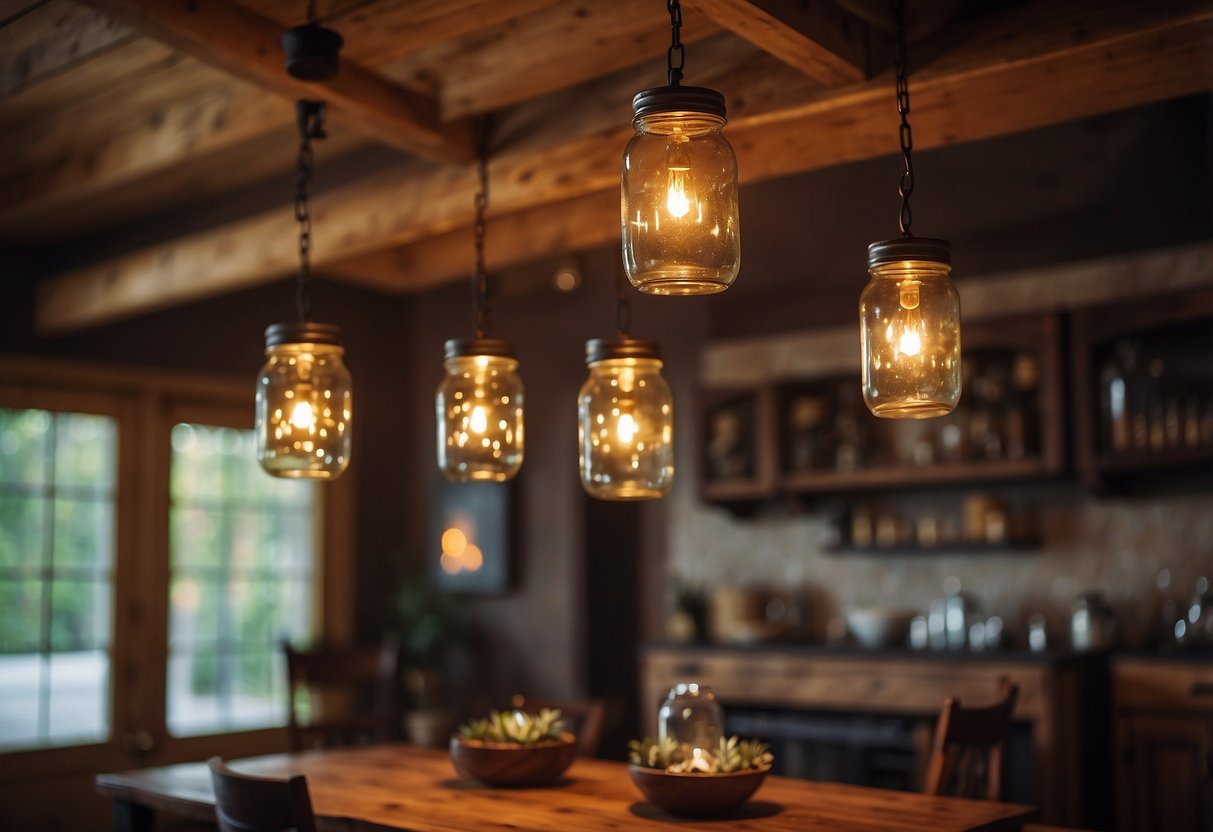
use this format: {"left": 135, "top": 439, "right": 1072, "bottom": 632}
{"left": 332, "top": 190, "right": 621, "bottom": 293}
{"left": 77, "top": 0, "right": 473, "bottom": 162}
{"left": 310, "top": 0, "right": 562, "bottom": 66}
{"left": 0, "top": 78, "right": 294, "bottom": 231}
{"left": 388, "top": 0, "right": 721, "bottom": 121}
{"left": 0, "top": 3, "right": 133, "bottom": 98}
{"left": 35, "top": 0, "right": 1213, "bottom": 333}
{"left": 684, "top": 0, "right": 870, "bottom": 86}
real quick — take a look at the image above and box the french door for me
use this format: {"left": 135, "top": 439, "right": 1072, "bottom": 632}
{"left": 0, "top": 359, "right": 352, "bottom": 832}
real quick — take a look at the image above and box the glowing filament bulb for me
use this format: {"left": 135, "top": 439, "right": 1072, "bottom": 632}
{"left": 617, "top": 412, "right": 638, "bottom": 444}
{"left": 895, "top": 279, "right": 923, "bottom": 357}
{"left": 289, "top": 400, "right": 315, "bottom": 430}
{"left": 665, "top": 137, "right": 692, "bottom": 219}
{"left": 469, "top": 405, "right": 488, "bottom": 434}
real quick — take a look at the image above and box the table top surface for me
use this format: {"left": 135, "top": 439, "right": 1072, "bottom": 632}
{"left": 96, "top": 743, "right": 1037, "bottom": 832}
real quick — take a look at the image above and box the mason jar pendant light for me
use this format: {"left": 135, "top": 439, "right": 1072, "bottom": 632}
{"left": 436, "top": 125, "right": 524, "bottom": 483}
{"left": 860, "top": 0, "right": 960, "bottom": 419}
{"left": 621, "top": 0, "right": 740, "bottom": 295}
{"left": 256, "top": 12, "right": 351, "bottom": 478}
{"left": 255, "top": 102, "right": 352, "bottom": 479}
{"left": 578, "top": 272, "right": 674, "bottom": 500}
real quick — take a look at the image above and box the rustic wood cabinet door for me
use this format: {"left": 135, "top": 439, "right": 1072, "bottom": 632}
{"left": 1120, "top": 713, "right": 1212, "bottom": 832}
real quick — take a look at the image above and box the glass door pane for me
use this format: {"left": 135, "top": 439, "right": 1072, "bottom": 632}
{"left": 0, "top": 408, "right": 115, "bottom": 751}
{"left": 166, "top": 423, "right": 317, "bottom": 737}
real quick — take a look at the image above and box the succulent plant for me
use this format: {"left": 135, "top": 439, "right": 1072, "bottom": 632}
{"left": 627, "top": 735, "right": 773, "bottom": 773}
{"left": 457, "top": 708, "right": 566, "bottom": 744}
{"left": 715, "top": 736, "right": 774, "bottom": 773}
{"left": 627, "top": 736, "right": 680, "bottom": 770}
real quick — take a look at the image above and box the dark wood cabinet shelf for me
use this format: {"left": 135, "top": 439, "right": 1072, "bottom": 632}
{"left": 1072, "top": 287, "right": 1213, "bottom": 491}
{"left": 783, "top": 457, "right": 1055, "bottom": 493}
{"left": 826, "top": 539, "right": 1041, "bottom": 555}
{"left": 698, "top": 314, "right": 1065, "bottom": 506}
{"left": 1095, "top": 445, "right": 1213, "bottom": 473}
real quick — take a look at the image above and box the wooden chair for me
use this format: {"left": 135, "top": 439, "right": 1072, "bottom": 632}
{"left": 285, "top": 638, "right": 399, "bottom": 750}
{"left": 510, "top": 694, "right": 606, "bottom": 757}
{"left": 923, "top": 678, "right": 1019, "bottom": 801}
{"left": 208, "top": 756, "right": 317, "bottom": 832}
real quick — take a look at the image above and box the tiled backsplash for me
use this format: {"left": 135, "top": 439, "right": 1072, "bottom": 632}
{"left": 667, "top": 487, "right": 1213, "bottom": 649}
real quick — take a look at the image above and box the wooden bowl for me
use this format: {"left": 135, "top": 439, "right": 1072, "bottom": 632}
{"left": 627, "top": 765, "right": 769, "bottom": 817}
{"left": 449, "top": 733, "right": 577, "bottom": 787}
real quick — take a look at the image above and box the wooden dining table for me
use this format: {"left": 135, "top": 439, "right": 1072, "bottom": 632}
{"left": 96, "top": 743, "right": 1038, "bottom": 832}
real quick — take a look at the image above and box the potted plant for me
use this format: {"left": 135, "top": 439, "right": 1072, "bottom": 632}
{"left": 392, "top": 575, "right": 476, "bottom": 747}
{"left": 450, "top": 708, "right": 577, "bottom": 786}
{"left": 626, "top": 735, "right": 773, "bottom": 816}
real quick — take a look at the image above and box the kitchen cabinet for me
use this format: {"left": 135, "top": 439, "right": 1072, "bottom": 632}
{"left": 698, "top": 386, "right": 779, "bottom": 503}
{"left": 1071, "top": 287, "right": 1213, "bottom": 491}
{"left": 697, "top": 314, "right": 1065, "bottom": 509}
{"left": 641, "top": 644, "right": 1105, "bottom": 827}
{"left": 1113, "top": 657, "right": 1213, "bottom": 832}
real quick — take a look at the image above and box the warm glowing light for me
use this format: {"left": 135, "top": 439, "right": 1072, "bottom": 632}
{"left": 860, "top": 242, "right": 960, "bottom": 419}
{"left": 469, "top": 405, "right": 488, "bottom": 434}
{"left": 461, "top": 543, "right": 483, "bottom": 572}
{"left": 441, "top": 527, "right": 467, "bottom": 555}
{"left": 440, "top": 552, "right": 461, "bottom": 574}
{"left": 617, "top": 412, "right": 638, "bottom": 444}
{"left": 898, "top": 327, "right": 922, "bottom": 356}
{"left": 256, "top": 327, "right": 352, "bottom": 479}
{"left": 666, "top": 168, "right": 690, "bottom": 218}
{"left": 289, "top": 400, "right": 315, "bottom": 429}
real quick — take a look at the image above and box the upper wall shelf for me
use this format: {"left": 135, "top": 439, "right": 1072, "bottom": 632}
{"left": 698, "top": 314, "right": 1066, "bottom": 505}
{"left": 1071, "top": 287, "right": 1213, "bottom": 490}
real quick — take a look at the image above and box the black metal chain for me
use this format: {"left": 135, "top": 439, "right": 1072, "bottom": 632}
{"left": 894, "top": 0, "right": 914, "bottom": 237}
{"left": 666, "top": 0, "right": 684, "bottom": 86}
{"left": 294, "top": 100, "right": 326, "bottom": 322}
{"left": 472, "top": 118, "right": 492, "bottom": 339}
{"left": 615, "top": 263, "right": 631, "bottom": 338}
{"left": 306, "top": 0, "right": 317, "bottom": 24}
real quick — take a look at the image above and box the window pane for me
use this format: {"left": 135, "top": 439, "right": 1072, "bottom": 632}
{"left": 51, "top": 497, "right": 114, "bottom": 570}
{"left": 0, "top": 579, "right": 42, "bottom": 653}
{"left": 51, "top": 580, "right": 111, "bottom": 652}
{"left": 0, "top": 655, "right": 41, "bottom": 750}
{"left": 54, "top": 414, "right": 116, "bottom": 489}
{"left": 0, "top": 408, "right": 49, "bottom": 485}
{"left": 0, "top": 496, "right": 43, "bottom": 570}
{"left": 167, "top": 423, "right": 317, "bottom": 737}
{"left": 170, "top": 423, "right": 222, "bottom": 500}
{"left": 47, "top": 650, "right": 108, "bottom": 744}
{"left": 0, "top": 407, "right": 116, "bottom": 752}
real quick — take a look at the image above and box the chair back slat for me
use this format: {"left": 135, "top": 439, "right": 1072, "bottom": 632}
{"left": 924, "top": 678, "right": 1018, "bottom": 801}
{"left": 209, "top": 757, "right": 318, "bottom": 832}
{"left": 285, "top": 638, "right": 399, "bottom": 750}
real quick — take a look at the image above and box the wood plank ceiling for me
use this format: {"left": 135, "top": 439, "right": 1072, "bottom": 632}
{"left": 1, "top": 0, "right": 1210, "bottom": 333}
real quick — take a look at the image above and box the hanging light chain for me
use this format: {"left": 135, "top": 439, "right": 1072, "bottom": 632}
{"left": 472, "top": 118, "right": 492, "bottom": 339}
{"left": 666, "top": 0, "right": 684, "bottom": 86}
{"left": 614, "top": 265, "right": 632, "bottom": 338}
{"left": 894, "top": 0, "right": 914, "bottom": 237}
{"left": 294, "top": 100, "right": 326, "bottom": 322}
{"left": 306, "top": 0, "right": 317, "bottom": 24}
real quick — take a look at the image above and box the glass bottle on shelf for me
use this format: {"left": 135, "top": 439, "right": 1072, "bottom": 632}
{"left": 1100, "top": 340, "right": 1139, "bottom": 453}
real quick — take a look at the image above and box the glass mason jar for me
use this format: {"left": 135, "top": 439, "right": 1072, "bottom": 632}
{"left": 658, "top": 683, "right": 724, "bottom": 767}
{"left": 622, "top": 86, "right": 740, "bottom": 295}
{"left": 255, "top": 322, "right": 352, "bottom": 479}
{"left": 436, "top": 338, "right": 524, "bottom": 482}
{"left": 578, "top": 338, "right": 674, "bottom": 500}
{"left": 860, "top": 238, "right": 961, "bottom": 418}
